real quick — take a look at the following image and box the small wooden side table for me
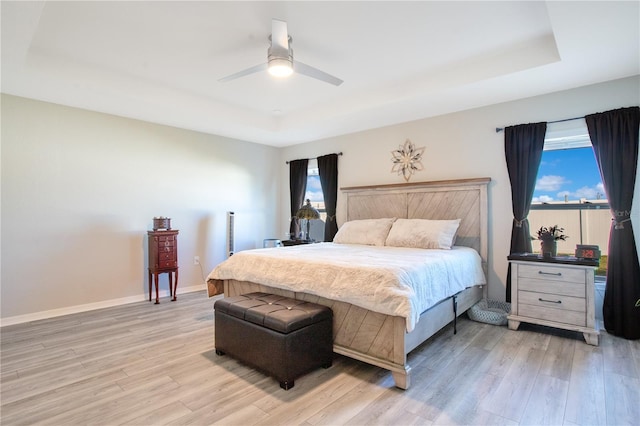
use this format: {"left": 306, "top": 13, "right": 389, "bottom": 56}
{"left": 147, "top": 229, "right": 179, "bottom": 304}
{"left": 507, "top": 254, "right": 599, "bottom": 345}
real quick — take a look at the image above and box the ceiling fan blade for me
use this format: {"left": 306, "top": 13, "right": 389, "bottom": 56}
{"left": 294, "top": 61, "right": 343, "bottom": 86}
{"left": 271, "top": 19, "right": 289, "bottom": 56}
{"left": 218, "top": 63, "right": 268, "bottom": 83}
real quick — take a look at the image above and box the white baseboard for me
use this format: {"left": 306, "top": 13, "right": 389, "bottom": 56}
{"left": 0, "top": 284, "right": 207, "bottom": 327}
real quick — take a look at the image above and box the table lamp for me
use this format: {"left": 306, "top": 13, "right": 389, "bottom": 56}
{"left": 295, "top": 199, "right": 320, "bottom": 241}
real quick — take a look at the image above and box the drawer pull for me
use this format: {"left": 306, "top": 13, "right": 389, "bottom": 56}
{"left": 538, "top": 298, "right": 562, "bottom": 304}
{"left": 538, "top": 271, "right": 562, "bottom": 276}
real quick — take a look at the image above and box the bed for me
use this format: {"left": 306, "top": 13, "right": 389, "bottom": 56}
{"left": 207, "top": 177, "right": 490, "bottom": 389}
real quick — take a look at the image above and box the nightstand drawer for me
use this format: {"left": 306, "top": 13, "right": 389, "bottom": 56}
{"left": 518, "top": 278, "right": 585, "bottom": 298}
{"left": 518, "top": 290, "right": 586, "bottom": 313}
{"left": 519, "top": 303, "right": 586, "bottom": 327}
{"left": 518, "top": 263, "right": 584, "bottom": 283}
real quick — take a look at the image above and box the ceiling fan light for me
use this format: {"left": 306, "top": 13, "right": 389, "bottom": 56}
{"left": 268, "top": 58, "right": 293, "bottom": 77}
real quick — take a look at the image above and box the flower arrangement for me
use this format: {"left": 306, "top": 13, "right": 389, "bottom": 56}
{"left": 534, "top": 225, "right": 568, "bottom": 241}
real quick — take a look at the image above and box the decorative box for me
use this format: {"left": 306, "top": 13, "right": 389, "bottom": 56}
{"left": 153, "top": 217, "right": 171, "bottom": 231}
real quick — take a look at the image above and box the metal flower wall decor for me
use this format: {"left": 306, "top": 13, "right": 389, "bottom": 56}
{"left": 391, "top": 139, "right": 425, "bottom": 182}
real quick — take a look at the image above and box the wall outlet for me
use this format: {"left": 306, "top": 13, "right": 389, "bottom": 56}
{"left": 194, "top": 256, "right": 200, "bottom": 265}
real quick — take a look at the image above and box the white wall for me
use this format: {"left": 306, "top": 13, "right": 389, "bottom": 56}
{"left": 3, "top": 76, "right": 639, "bottom": 322}
{"left": 280, "top": 76, "right": 640, "bottom": 302}
{"left": 1, "top": 94, "right": 280, "bottom": 321}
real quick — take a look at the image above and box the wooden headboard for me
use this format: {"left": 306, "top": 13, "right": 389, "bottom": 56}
{"left": 340, "top": 177, "right": 490, "bottom": 265}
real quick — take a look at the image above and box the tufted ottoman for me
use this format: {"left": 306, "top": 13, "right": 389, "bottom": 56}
{"left": 214, "top": 292, "right": 333, "bottom": 390}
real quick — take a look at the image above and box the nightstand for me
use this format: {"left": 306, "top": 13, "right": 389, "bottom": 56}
{"left": 281, "top": 239, "right": 315, "bottom": 246}
{"left": 507, "top": 254, "right": 599, "bottom": 346}
{"left": 148, "top": 230, "right": 179, "bottom": 304}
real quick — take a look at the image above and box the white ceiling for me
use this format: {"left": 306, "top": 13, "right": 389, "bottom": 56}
{"left": 2, "top": 1, "right": 639, "bottom": 147}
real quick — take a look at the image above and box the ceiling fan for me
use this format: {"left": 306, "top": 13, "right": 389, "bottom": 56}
{"left": 218, "top": 19, "right": 343, "bottom": 86}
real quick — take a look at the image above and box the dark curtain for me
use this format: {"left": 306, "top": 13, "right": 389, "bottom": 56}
{"left": 318, "top": 154, "right": 339, "bottom": 241}
{"left": 289, "top": 159, "right": 308, "bottom": 239}
{"left": 504, "top": 122, "right": 547, "bottom": 302}
{"left": 585, "top": 106, "right": 640, "bottom": 340}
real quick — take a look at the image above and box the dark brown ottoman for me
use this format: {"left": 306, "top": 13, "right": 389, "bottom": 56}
{"left": 214, "top": 292, "right": 333, "bottom": 390}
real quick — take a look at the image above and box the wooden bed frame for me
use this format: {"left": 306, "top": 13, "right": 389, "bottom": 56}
{"left": 221, "top": 177, "right": 490, "bottom": 389}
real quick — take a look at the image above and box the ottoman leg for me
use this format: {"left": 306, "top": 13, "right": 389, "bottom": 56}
{"left": 280, "top": 380, "right": 294, "bottom": 390}
{"left": 215, "top": 349, "right": 225, "bottom": 356}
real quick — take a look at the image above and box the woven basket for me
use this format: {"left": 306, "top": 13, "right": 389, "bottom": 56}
{"left": 467, "top": 299, "right": 511, "bottom": 326}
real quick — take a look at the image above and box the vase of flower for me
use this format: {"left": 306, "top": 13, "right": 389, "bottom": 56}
{"left": 534, "top": 225, "right": 567, "bottom": 258}
{"left": 540, "top": 238, "right": 557, "bottom": 258}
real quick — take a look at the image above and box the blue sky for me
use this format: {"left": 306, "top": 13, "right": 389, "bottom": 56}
{"left": 532, "top": 147, "right": 605, "bottom": 203}
{"left": 305, "top": 174, "right": 324, "bottom": 202}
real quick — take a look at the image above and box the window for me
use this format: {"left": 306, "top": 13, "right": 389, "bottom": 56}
{"left": 532, "top": 121, "right": 603, "bottom": 203}
{"left": 530, "top": 120, "right": 609, "bottom": 275}
{"left": 304, "top": 160, "right": 326, "bottom": 241}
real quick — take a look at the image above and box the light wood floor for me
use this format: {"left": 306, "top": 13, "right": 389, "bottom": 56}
{"left": 1, "top": 290, "right": 638, "bottom": 425}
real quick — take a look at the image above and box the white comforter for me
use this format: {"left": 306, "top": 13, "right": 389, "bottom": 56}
{"left": 207, "top": 243, "right": 486, "bottom": 332}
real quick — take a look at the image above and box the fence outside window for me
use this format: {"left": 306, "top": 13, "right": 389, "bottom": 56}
{"left": 529, "top": 200, "right": 610, "bottom": 276}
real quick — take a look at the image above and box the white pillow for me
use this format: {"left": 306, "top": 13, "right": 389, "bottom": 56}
{"left": 333, "top": 218, "right": 396, "bottom": 246}
{"left": 385, "top": 218, "right": 461, "bottom": 249}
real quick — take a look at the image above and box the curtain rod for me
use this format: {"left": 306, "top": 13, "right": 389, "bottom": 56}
{"left": 285, "top": 152, "right": 343, "bottom": 164}
{"left": 495, "top": 115, "right": 585, "bottom": 133}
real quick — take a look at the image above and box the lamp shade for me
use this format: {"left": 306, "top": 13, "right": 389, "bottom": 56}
{"left": 296, "top": 199, "right": 320, "bottom": 220}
